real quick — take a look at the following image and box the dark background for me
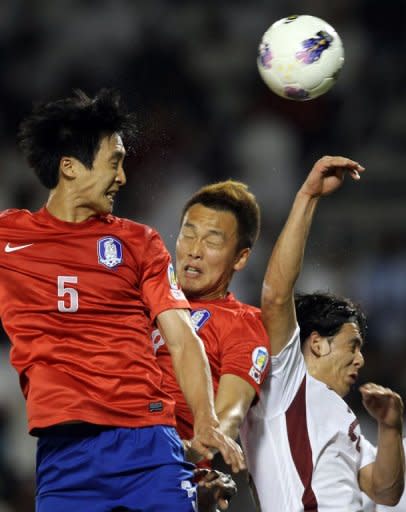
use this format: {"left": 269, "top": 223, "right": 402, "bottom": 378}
{"left": 0, "top": 1, "right": 405, "bottom": 510}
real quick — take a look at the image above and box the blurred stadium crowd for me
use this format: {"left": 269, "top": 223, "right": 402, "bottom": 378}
{"left": 0, "top": 1, "right": 405, "bottom": 510}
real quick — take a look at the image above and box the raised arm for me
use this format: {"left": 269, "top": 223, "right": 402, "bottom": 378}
{"left": 261, "top": 156, "right": 364, "bottom": 355}
{"left": 156, "top": 308, "right": 245, "bottom": 473}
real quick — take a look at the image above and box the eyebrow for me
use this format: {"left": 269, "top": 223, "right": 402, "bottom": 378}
{"left": 350, "top": 337, "right": 363, "bottom": 347}
{"left": 109, "top": 150, "right": 126, "bottom": 161}
{"left": 183, "top": 222, "right": 196, "bottom": 231}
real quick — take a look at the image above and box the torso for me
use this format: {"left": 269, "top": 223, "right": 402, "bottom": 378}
{"left": 0, "top": 207, "right": 189, "bottom": 432}
{"left": 240, "top": 327, "right": 376, "bottom": 512}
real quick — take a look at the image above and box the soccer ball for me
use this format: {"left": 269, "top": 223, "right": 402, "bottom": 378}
{"left": 257, "top": 15, "right": 344, "bottom": 101}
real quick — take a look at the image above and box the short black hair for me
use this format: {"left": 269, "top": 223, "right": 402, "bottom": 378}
{"left": 18, "top": 88, "right": 138, "bottom": 189}
{"left": 295, "top": 291, "right": 367, "bottom": 345}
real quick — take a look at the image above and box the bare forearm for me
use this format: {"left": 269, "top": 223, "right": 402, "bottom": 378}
{"left": 171, "top": 336, "right": 217, "bottom": 425}
{"left": 214, "top": 376, "right": 255, "bottom": 441}
{"left": 373, "top": 426, "right": 405, "bottom": 505}
{"left": 261, "top": 157, "right": 364, "bottom": 353}
{"left": 262, "top": 189, "right": 318, "bottom": 305}
{"left": 261, "top": 190, "right": 319, "bottom": 352}
{"left": 158, "top": 309, "right": 217, "bottom": 425}
{"left": 159, "top": 310, "right": 245, "bottom": 470}
{"left": 217, "top": 409, "right": 244, "bottom": 441}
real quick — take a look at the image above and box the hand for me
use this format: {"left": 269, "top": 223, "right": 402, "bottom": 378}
{"left": 360, "top": 382, "right": 404, "bottom": 431}
{"left": 300, "top": 155, "right": 365, "bottom": 198}
{"left": 191, "top": 419, "right": 246, "bottom": 473}
{"left": 195, "top": 468, "right": 237, "bottom": 511}
{"left": 182, "top": 439, "right": 205, "bottom": 464}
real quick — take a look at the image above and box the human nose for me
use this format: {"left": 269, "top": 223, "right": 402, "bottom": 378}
{"left": 116, "top": 165, "right": 127, "bottom": 186}
{"left": 354, "top": 350, "right": 364, "bottom": 368}
{"left": 188, "top": 238, "right": 203, "bottom": 259}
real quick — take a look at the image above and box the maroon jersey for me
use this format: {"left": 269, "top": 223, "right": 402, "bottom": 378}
{"left": 154, "top": 293, "right": 270, "bottom": 440}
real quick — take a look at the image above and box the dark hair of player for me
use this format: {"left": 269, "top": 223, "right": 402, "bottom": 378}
{"left": 295, "top": 292, "right": 367, "bottom": 345}
{"left": 181, "top": 180, "right": 260, "bottom": 252}
{"left": 18, "top": 88, "right": 138, "bottom": 189}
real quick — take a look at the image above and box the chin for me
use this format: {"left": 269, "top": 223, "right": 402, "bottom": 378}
{"left": 98, "top": 202, "right": 114, "bottom": 215}
{"left": 339, "top": 385, "right": 351, "bottom": 398}
{"left": 181, "top": 285, "right": 204, "bottom": 299}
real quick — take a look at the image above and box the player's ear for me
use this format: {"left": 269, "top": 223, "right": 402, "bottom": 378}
{"left": 59, "top": 156, "right": 79, "bottom": 180}
{"left": 233, "top": 247, "right": 251, "bottom": 272}
{"left": 309, "top": 331, "right": 330, "bottom": 357}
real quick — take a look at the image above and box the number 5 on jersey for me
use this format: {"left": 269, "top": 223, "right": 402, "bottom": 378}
{"left": 57, "top": 276, "right": 79, "bottom": 313}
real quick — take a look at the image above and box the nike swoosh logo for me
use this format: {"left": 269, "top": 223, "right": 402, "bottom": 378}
{"left": 4, "top": 243, "right": 34, "bottom": 253}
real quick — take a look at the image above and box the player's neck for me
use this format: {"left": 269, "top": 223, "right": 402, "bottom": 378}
{"left": 190, "top": 288, "right": 229, "bottom": 302}
{"left": 46, "top": 189, "right": 98, "bottom": 223}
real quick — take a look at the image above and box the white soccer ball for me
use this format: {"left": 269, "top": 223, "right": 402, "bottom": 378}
{"left": 257, "top": 15, "right": 344, "bottom": 101}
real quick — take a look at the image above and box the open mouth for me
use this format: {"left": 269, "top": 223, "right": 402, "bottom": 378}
{"left": 105, "top": 191, "right": 117, "bottom": 203}
{"left": 184, "top": 265, "right": 202, "bottom": 277}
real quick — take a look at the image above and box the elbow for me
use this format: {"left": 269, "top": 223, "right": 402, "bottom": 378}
{"left": 389, "top": 480, "right": 405, "bottom": 506}
{"left": 261, "top": 286, "right": 290, "bottom": 311}
{"left": 375, "top": 481, "right": 405, "bottom": 506}
{"left": 378, "top": 496, "right": 402, "bottom": 507}
{"left": 261, "top": 290, "right": 290, "bottom": 323}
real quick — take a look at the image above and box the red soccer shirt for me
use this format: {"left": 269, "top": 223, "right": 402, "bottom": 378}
{"left": 154, "top": 293, "right": 270, "bottom": 440}
{"left": 0, "top": 207, "right": 189, "bottom": 433}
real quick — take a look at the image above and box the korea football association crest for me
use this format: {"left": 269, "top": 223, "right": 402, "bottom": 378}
{"left": 97, "top": 237, "right": 123, "bottom": 269}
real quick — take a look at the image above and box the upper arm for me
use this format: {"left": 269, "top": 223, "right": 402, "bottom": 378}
{"left": 215, "top": 374, "right": 256, "bottom": 430}
{"left": 358, "top": 462, "right": 374, "bottom": 500}
{"left": 139, "top": 229, "right": 189, "bottom": 320}
{"left": 156, "top": 308, "right": 198, "bottom": 353}
{"left": 261, "top": 296, "right": 297, "bottom": 356}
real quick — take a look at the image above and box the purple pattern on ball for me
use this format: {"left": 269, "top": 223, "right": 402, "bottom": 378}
{"left": 258, "top": 42, "right": 273, "bottom": 69}
{"left": 285, "top": 87, "right": 310, "bottom": 100}
{"left": 296, "top": 30, "right": 333, "bottom": 64}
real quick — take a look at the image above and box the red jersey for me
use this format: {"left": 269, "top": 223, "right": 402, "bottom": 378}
{"left": 154, "top": 293, "right": 270, "bottom": 440}
{"left": 0, "top": 207, "right": 189, "bottom": 433}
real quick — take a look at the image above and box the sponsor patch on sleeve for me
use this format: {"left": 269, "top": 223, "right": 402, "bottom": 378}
{"left": 252, "top": 346, "right": 269, "bottom": 373}
{"left": 170, "top": 289, "right": 186, "bottom": 300}
{"left": 167, "top": 263, "right": 186, "bottom": 300}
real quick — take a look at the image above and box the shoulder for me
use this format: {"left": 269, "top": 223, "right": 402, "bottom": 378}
{"left": 192, "top": 296, "right": 263, "bottom": 334}
{"left": 107, "top": 215, "right": 156, "bottom": 237}
{"left": 107, "top": 216, "right": 166, "bottom": 245}
{"left": 307, "top": 375, "right": 348, "bottom": 404}
{"left": 238, "top": 301, "right": 262, "bottom": 322}
{"left": 271, "top": 326, "right": 302, "bottom": 373}
{"left": 307, "top": 375, "right": 357, "bottom": 425}
{"left": 0, "top": 208, "right": 32, "bottom": 226}
{"left": 222, "top": 295, "right": 263, "bottom": 324}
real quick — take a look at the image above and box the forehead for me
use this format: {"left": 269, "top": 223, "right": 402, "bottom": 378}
{"left": 182, "top": 203, "right": 238, "bottom": 235}
{"left": 334, "top": 322, "right": 363, "bottom": 345}
{"left": 97, "top": 133, "right": 125, "bottom": 155}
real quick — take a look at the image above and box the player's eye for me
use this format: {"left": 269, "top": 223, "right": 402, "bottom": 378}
{"left": 181, "top": 229, "right": 195, "bottom": 239}
{"left": 350, "top": 341, "right": 359, "bottom": 353}
{"left": 205, "top": 237, "right": 222, "bottom": 247}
